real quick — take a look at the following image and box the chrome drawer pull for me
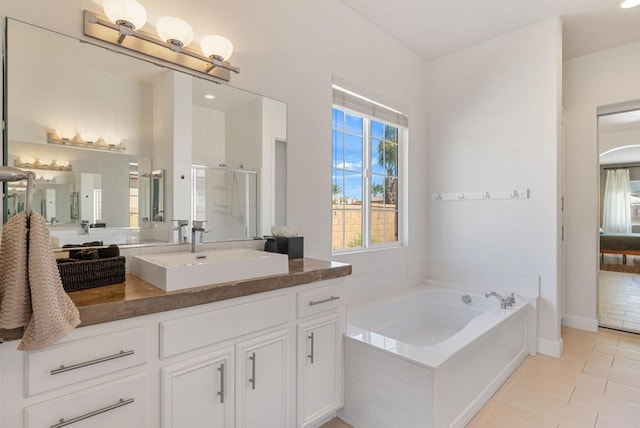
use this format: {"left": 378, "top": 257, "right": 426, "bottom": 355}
{"left": 218, "top": 362, "right": 225, "bottom": 404}
{"left": 308, "top": 296, "right": 340, "bottom": 306}
{"left": 50, "top": 350, "right": 135, "bottom": 375}
{"left": 249, "top": 352, "right": 256, "bottom": 390}
{"left": 50, "top": 397, "right": 134, "bottom": 427}
{"left": 307, "top": 332, "right": 315, "bottom": 364}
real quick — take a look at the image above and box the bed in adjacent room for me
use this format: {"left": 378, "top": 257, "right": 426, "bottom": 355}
{"left": 600, "top": 233, "right": 640, "bottom": 264}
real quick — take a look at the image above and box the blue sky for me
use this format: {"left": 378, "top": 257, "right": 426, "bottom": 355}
{"left": 332, "top": 108, "right": 397, "bottom": 203}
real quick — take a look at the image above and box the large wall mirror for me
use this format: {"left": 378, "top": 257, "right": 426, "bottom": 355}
{"left": 3, "top": 18, "right": 286, "bottom": 247}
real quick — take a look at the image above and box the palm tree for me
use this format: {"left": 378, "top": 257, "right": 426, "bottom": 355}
{"left": 371, "top": 183, "right": 384, "bottom": 197}
{"left": 332, "top": 184, "right": 342, "bottom": 204}
{"left": 377, "top": 126, "right": 398, "bottom": 205}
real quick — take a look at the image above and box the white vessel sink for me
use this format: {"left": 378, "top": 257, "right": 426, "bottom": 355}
{"left": 133, "top": 248, "right": 290, "bottom": 291}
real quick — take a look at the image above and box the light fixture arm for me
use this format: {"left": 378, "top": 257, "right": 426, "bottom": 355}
{"left": 85, "top": 11, "right": 240, "bottom": 79}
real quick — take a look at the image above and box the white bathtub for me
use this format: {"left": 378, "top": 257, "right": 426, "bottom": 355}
{"left": 340, "top": 284, "right": 530, "bottom": 428}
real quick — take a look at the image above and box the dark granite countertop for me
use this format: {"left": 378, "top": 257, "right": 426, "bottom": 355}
{"left": 0, "top": 258, "right": 351, "bottom": 343}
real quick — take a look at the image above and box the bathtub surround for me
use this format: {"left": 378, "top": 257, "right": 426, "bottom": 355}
{"left": 339, "top": 285, "right": 530, "bottom": 427}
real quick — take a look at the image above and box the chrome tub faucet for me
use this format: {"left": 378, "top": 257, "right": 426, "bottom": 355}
{"left": 484, "top": 291, "right": 513, "bottom": 309}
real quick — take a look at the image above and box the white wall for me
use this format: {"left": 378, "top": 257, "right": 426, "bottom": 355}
{"left": 563, "top": 39, "right": 640, "bottom": 330}
{"left": 192, "top": 106, "right": 225, "bottom": 167}
{"left": 425, "top": 18, "right": 563, "bottom": 352}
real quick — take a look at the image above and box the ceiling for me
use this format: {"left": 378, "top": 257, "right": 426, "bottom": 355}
{"left": 338, "top": 0, "right": 640, "bottom": 60}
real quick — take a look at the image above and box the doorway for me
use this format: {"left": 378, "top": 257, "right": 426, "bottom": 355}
{"left": 597, "top": 105, "right": 640, "bottom": 333}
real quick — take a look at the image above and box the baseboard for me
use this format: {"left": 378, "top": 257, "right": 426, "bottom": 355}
{"left": 562, "top": 314, "right": 599, "bottom": 332}
{"left": 538, "top": 337, "right": 563, "bottom": 357}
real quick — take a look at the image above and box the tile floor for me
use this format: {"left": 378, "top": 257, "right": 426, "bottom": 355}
{"left": 325, "top": 327, "right": 640, "bottom": 428}
{"left": 599, "top": 271, "right": 640, "bottom": 333}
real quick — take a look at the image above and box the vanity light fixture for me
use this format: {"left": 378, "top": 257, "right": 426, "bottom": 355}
{"left": 621, "top": 0, "right": 640, "bottom": 8}
{"left": 14, "top": 157, "right": 72, "bottom": 171}
{"left": 47, "top": 131, "right": 126, "bottom": 152}
{"left": 84, "top": 2, "right": 239, "bottom": 82}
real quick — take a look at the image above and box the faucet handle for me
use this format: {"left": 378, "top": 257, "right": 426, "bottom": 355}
{"left": 506, "top": 292, "right": 516, "bottom": 306}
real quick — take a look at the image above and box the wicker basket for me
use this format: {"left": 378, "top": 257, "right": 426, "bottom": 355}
{"left": 57, "top": 256, "right": 126, "bottom": 292}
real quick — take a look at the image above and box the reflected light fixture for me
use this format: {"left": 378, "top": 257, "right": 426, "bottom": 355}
{"left": 80, "top": 131, "right": 99, "bottom": 144}
{"left": 204, "top": 94, "right": 216, "bottom": 100}
{"left": 14, "top": 157, "right": 72, "bottom": 171}
{"left": 84, "top": 1, "right": 239, "bottom": 82}
{"left": 48, "top": 130, "right": 125, "bottom": 152}
{"left": 621, "top": 0, "right": 640, "bottom": 8}
{"left": 55, "top": 129, "right": 76, "bottom": 140}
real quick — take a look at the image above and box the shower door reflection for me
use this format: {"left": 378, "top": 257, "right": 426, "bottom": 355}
{"left": 191, "top": 165, "right": 258, "bottom": 241}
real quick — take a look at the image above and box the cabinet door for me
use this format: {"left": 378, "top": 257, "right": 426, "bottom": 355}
{"left": 298, "top": 313, "right": 343, "bottom": 427}
{"left": 161, "top": 347, "right": 234, "bottom": 428}
{"left": 236, "top": 330, "right": 290, "bottom": 428}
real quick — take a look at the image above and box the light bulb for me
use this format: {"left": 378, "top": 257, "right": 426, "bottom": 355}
{"left": 55, "top": 160, "right": 70, "bottom": 168}
{"left": 103, "top": 0, "right": 147, "bottom": 30}
{"left": 55, "top": 129, "right": 76, "bottom": 140}
{"left": 20, "top": 156, "right": 35, "bottom": 165}
{"left": 38, "top": 159, "right": 52, "bottom": 167}
{"left": 104, "top": 135, "right": 121, "bottom": 146}
{"left": 621, "top": 0, "right": 640, "bottom": 8}
{"left": 200, "top": 35, "right": 233, "bottom": 61}
{"left": 80, "top": 132, "right": 99, "bottom": 143}
{"left": 42, "top": 173, "right": 54, "bottom": 181}
{"left": 156, "top": 17, "right": 193, "bottom": 49}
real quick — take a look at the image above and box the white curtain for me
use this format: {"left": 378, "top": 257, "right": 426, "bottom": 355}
{"left": 603, "top": 168, "right": 631, "bottom": 233}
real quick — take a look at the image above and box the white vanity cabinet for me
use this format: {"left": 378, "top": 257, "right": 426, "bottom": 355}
{"left": 0, "top": 277, "right": 346, "bottom": 428}
{"left": 296, "top": 282, "right": 345, "bottom": 428}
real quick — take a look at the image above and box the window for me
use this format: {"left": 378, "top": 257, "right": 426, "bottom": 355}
{"left": 331, "top": 85, "right": 407, "bottom": 252}
{"left": 631, "top": 180, "right": 640, "bottom": 225}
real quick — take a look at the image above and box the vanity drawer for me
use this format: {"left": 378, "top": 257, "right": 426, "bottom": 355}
{"left": 25, "top": 327, "right": 147, "bottom": 397}
{"left": 24, "top": 372, "right": 147, "bottom": 428}
{"left": 160, "top": 294, "right": 291, "bottom": 359}
{"left": 297, "top": 281, "right": 344, "bottom": 319}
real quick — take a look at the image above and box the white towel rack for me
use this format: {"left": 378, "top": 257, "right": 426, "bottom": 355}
{"left": 432, "top": 188, "right": 530, "bottom": 201}
{"left": 0, "top": 166, "right": 36, "bottom": 215}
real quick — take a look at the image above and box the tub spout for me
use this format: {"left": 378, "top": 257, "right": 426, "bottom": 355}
{"left": 485, "top": 291, "right": 509, "bottom": 309}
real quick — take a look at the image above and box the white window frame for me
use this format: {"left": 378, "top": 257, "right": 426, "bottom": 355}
{"left": 331, "top": 98, "right": 408, "bottom": 254}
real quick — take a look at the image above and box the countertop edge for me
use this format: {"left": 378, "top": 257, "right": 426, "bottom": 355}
{"left": 0, "top": 258, "right": 351, "bottom": 343}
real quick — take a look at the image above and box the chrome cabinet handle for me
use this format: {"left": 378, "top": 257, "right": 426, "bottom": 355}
{"left": 50, "top": 398, "right": 134, "bottom": 427}
{"left": 51, "top": 350, "right": 135, "bottom": 375}
{"left": 308, "top": 296, "right": 340, "bottom": 306}
{"left": 249, "top": 352, "right": 256, "bottom": 390}
{"left": 307, "top": 332, "right": 315, "bottom": 364}
{"left": 218, "top": 362, "right": 225, "bottom": 404}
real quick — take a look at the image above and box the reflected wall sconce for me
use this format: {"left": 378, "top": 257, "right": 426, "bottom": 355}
{"left": 84, "top": 0, "right": 239, "bottom": 82}
{"left": 47, "top": 130, "right": 126, "bottom": 152}
{"left": 15, "top": 157, "right": 72, "bottom": 171}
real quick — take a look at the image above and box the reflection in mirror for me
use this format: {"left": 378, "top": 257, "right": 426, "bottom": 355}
{"left": 191, "top": 166, "right": 258, "bottom": 241}
{"left": 5, "top": 18, "right": 287, "bottom": 247}
{"left": 150, "top": 170, "right": 164, "bottom": 222}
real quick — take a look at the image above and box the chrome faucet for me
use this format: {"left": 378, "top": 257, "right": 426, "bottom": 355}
{"left": 485, "top": 291, "right": 510, "bottom": 309}
{"left": 191, "top": 220, "right": 211, "bottom": 253}
{"left": 81, "top": 220, "right": 90, "bottom": 234}
{"left": 172, "top": 220, "right": 189, "bottom": 243}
